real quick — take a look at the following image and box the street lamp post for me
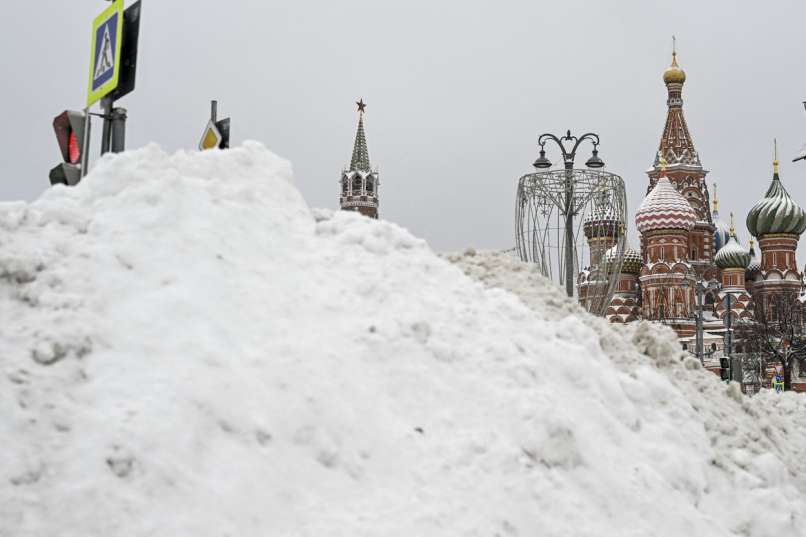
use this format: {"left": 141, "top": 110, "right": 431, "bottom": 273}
{"left": 694, "top": 280, "right": 705, "bottom": 364}
{"left": 533, "top": 130, "right": 605, "bottom": 297}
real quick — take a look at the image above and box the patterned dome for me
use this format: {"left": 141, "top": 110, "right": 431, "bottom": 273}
{"left": 746, "top": 163, "right": 806, "bottom": 237}
{"left": 714, "top": 233, "right": 750, "bottom": 270}
{"left": 603, "top": 243, "right": 642, "bottom": 275}
{"left": 663, "top": 52, "right": 686, "bottom": 84}
{"left": 747, "top": 239, "right": 761, "bottom": 274}
{"left": 635, "top": 176, "right": 697, "bottom": 233}
{"left": 712, "top": 209, "right": 730, "bottom": 252}
{"left": 583, "top": 206, "right": 623, "bottom": 239}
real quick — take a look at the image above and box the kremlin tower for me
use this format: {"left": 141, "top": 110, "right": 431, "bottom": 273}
{"left": 340, "top": 100, "right": 379, "bottom": 219}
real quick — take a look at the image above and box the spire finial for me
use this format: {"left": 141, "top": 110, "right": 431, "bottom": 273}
{"left": 671, "top": 35, "right": 678, "bottom": 66}
{"left": 349, "top": 99, "right": 371, "bottom": 172}
{"left": 729, "top": 212, "right": 736, "bottom": 236}
{"left": 712, "top": 182, "right": 719, "bottom": 211}
{"left": 774, "top": 138, "right": 779, "bottom": 174}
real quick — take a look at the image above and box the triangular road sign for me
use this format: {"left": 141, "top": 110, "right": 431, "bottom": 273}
{"left": 199, "top": 120, "right": 223, "bottom": 151}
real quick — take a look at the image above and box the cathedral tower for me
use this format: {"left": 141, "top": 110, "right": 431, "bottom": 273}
{"left": 636, "top": 159, "right": 698, "bottom": 323}
{"left": 340, "top": 100, "right": 379, "bottom": 219}
{"left": 646, "top": 45, "right": 717, "bottom": 281}
{"left": 746, "top": 155, "right": 806, "bottom": 311}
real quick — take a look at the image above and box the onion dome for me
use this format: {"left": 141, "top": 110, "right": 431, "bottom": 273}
{"left": 711, "top": 184, "right": 730, "bottom": 252}
{"left": 583, "top": 206, "right": 623, "bottom": 239}
{"left": 635, "top": 176, "right": 697, "bottom": 233}
{"left": 663, "top": 51, "right": 686, "bottom": 84}
{"left": 604, "top": 243, "right": 642, "bottom": 275}
{"left": 746, "top": 238, "right": 761, "bottom": 274}
{"left": 746, "top": 159, "right": 806, "bottom": 237}
{"left": 714, "top": 216, "right": 750, "bottom": 269}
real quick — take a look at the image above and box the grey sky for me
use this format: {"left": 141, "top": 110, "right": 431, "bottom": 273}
{"left": 2, "top": 0, "right": 806, "bottom": 254}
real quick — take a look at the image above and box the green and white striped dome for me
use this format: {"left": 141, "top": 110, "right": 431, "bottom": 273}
{"left": 746, "top": 163, "right": 806, "bottom": 237}
{"left": 714, "top": 233, "right": 750, "bottom": 270}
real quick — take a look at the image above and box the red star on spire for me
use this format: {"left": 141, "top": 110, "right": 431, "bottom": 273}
{"left": 356, "top": 99, "right": 367, "bottom": 113}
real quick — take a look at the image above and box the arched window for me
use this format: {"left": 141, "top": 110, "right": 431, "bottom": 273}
{"left": 710, "top": 343, "right": 717, "bottom": 352}
{"left": 366, "top": 178, "right": 374, "bottom": 194}
{"left": 352, "top": 175, "right": 362, "bottom": 195}
{"left": 342, "top": 178, "right": 348, "bottom": 194}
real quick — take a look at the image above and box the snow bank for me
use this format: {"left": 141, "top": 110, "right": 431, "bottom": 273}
{"left": 1, "top": 142, "right": 805, "bottom": 537}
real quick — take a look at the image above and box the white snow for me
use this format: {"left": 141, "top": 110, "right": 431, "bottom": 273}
{"left": 1, "top": 142, "right": 805, "bottom": 537}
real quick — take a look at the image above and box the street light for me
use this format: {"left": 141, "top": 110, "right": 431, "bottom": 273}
{"left": 533, "top": 130, "right": 605, "bottom": 297}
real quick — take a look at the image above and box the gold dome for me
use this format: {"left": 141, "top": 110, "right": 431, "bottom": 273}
{"left": 663, "top": 52, "right": 686, "bottom": 84}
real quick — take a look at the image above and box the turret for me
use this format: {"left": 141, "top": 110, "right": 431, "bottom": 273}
{"left": 745, "top": 147, "right": 806, "bottom": 308}
{"left": 715, "top": 214, "right": 750, "bottom": 290}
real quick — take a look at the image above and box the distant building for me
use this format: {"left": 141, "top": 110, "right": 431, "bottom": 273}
{"left": 340, "top": 100, "right": 379, "bottom": 219}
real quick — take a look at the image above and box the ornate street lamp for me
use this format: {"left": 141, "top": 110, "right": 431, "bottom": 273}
{"left": 516, "top": 130, "right": 628, "bottom": 315}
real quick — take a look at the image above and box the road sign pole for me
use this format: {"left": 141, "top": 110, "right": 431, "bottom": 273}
{"left": 211, "top": 100, "right": 218, "bottom": 123}
{"left": 80, "top": 107, "right": 91, "bottom": 177}
{"left": 111, "top": 107, "right": 127, "bottom": 152}
{"left": 100, "top": 96, "right": 113, "bottom": 155}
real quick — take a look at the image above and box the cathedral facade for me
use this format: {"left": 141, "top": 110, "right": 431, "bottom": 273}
{"left": 580, "top": 51, "right": 806, "bottom": 392}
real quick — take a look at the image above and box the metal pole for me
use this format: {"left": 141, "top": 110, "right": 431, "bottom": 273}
{"left": 211, "top": 100, "right": 218, "bottom": 122}
{"left": 564, "top": 160, "right": 574, "bottom": 297}
{"left": 100, "top": 96, "right": 113, "bottom": 155}
{"left": 80, "top": 107, "right": 92, "bottom": 177}
{"left": 110, "top": 108, "right": 127, "bottom": 153}
{"left": 696, "top": 282, "right": 704, "bottom": 364}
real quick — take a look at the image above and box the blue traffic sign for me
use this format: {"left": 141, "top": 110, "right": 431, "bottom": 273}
{"left": 87, "top": 0, "right": 124, "bottom": 106}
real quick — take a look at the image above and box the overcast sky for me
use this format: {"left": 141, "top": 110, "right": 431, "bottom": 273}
{"left": 2, "top": 0, "right": 806, "bottom": 254}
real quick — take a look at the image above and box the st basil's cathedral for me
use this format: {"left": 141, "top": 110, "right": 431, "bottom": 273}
{"left": 579, "top": 50, "right": 806, "bottom": 391}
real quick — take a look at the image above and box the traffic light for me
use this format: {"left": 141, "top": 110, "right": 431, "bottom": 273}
{"left": 50, "top": 110, "right": 90, "bottom": 186}
{"left": 720, "top": 357, "right": 730, "bottom": 381}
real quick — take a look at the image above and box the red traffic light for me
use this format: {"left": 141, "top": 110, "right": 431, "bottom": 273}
{"left": 53, "top": 111, "right": 89, "bottom": 165}
{"left": 68, "top": 131, "right": 80, "bottom": 164}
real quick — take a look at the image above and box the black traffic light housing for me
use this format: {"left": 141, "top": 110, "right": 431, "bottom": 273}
{"left": 50, "top": 110, "right": 89, "bottom": 186}
{"left": 720, "top": 357, "right": 731, "bottom": 381}
{"left": 216, "top": 117, "right": 231, "bottom": 149}
{"left": 111, "top": 1, "right": 142, "bottom": 102}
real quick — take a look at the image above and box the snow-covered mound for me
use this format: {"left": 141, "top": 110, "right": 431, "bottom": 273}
{"left": 1, "top": 143, "right": 805, "bottom": 537}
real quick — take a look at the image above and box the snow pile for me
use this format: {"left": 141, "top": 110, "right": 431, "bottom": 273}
{"left": 2, "top": 142, "right": 805, "bottom": 537}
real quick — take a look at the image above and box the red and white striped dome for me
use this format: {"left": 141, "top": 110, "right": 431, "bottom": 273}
{"left": 635, "top": 176, "right": 697, "bottom": 233}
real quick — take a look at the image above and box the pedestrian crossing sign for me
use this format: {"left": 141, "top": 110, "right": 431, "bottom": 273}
{"left": 87, "top": 0, "right": 124, "bottom": 106}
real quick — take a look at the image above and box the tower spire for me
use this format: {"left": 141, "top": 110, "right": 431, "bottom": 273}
{"left": 656, "top": 43, "right": 700, "bottom": 170}
{"left": 774, "top": 138, "right": 779, "bottom": 175}
{"left": 350, "top": 99, "right": 371, "bottom": 172}
{"left": 340, "top": 99, "right": 380, "bottom": 219}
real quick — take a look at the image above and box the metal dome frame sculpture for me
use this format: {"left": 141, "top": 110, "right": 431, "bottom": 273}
{"left": 515, "top": 131, "right": 628, "bottom": 316}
